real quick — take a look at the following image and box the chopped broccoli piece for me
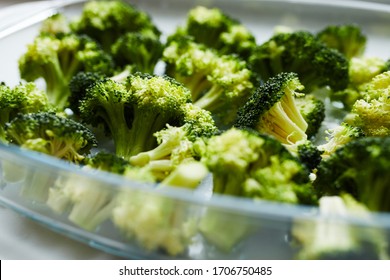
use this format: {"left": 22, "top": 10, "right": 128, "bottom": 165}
{"left": 111, "top": 31, "right": 163, "bottom": 74}
{"left": 0, "top": 82, "right": 50, "bottom": 142}
{"left": 345, "top": 71, "right": 390, "bottom": 136}
{"left": 47, "top": 151, "right": 130, "bottom": 230}
{"left": 296, "top": 140, "right": 323, "bottom": 172}
{"left": 292, "top": 194, "right": 388, "bottom": 259}
{"left": 295, "top": 94, "right": 326, "bottom": 139}
{"left": 5, "top": 112, "right": 97, "bottom": 162}
{"left": 130, "top": 103, "right": 218, "bottom": 178}
{"left": 112, "top": 161, "right": 208, "bottom": 256}
{"left": 163, "top": 38, "right": 255, "bottom": 125}
{"left": 318, "top": 122, "right": 365, "bottom": 157}
{"left": 79, "top": 73, "right": 190, "bottom": 160}
{"left": 316, "top": 24, "right": 367, "bottom": 59}
{"left": 39, "top": 13, "right": 71, "bottom": 36}
{"left": 249, "top": 31, "right": 349, "bottom": 92}
{"left": 177, "top": 6, "right": 256, "bottom": 59}
{"left": 18, "top": 33, "right": 114, "bottom": 109}
{"left": 235, "top": 72, "right": 309, "bottom": 146}
{"left": 70, "top": 0, "right": 160, "bottom": 51}
{"left": 314, "top": 136, "right": 390, "bottom": 212}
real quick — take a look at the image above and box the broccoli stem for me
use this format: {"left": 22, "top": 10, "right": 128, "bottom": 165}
{"left": 194, "top": 86, "right": 224, "bottom": 112}
{"left": 213, "top": 173, "right": 244, "bottom": 196}
{"left": 180, "top": 73, "right": 211, "bottom": 101}
{"left": 20, "top": 170, "right": 56, "bottom": 202}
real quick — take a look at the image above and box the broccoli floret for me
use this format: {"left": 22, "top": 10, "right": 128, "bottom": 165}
{"left": 318, "top": 122, "right": 365, "bottom": 157}
{"left": 79, "top": 73, "right": 190, "bottom": 160}
{"left": 177, "top": 6, "right": 256, "bottom": 59}
{"left": 295, "top": 94, "right": 326, "bottom": 139}
{"left": 198, "top": 128, "right": 314, "bottom": 251}
{"left": 235, "top": 72, "right": 309, "bottom": 146}
{"left": 39, "top": 13, "right": 71, "bottom": 36}
{"left": 111, "top": 31, "right": 163, "bottom": 74}
{"left": 292, "top": 194, "right": 388, "bottom": 259}
{"left": 249, "top": 31, "right": 349, "bottom": 92}
{"left": 163, "top": 38, "right": 254, "bottom": 125}
{"left": 345, "top": 71, "right": 390, "bottom": 136}
{"left": 316, "top": 24, "right": 367, "bottom": 59}
{"left": 314, "top": 137, "right": 390, "bottom": 212}
{"left": 112, "top": 161, "right": 208, "bottom": 256}
{"left": 5, "top": 112, "right": 97, "bottom": 162}
{"left": 129, "top": 103, "right": 218, "bottom": 179}
{"left": 296, "top": 140, "right": 323, "bottom": 172}
{"left": 70, "top": 0, "right": 160, "bottom": 52}
{"left": 18, "top": 33, "right": 114, "bottom": 109}
{"left": 331, "top": 56, "right": 389, "bottom": 109}
{"left": 47, "top": 151, "right": 131, "bottom": 230}
{"left": 0, "top": 82, "right": 50, "bottom": 142}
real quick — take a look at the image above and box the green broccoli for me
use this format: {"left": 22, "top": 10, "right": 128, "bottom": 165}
{"left": 176, "top": 6, "right": 256, "bottom": 59}
{"left": 0, "top": 82, "right": 50, "bottom": 142}
{"left": 318, "top": 122, "right": 365, "bottom": 157}
{"left": 235, "top": 72, "right": 309, "bottom": 146}
{"left": 5, "top": 112, "right": 97, "bottom": 201}
{"left": 5, "top": 112, "right": 97, "bottom": 162}
{"left": 343, "top": 71, "right": 390, "bottom": 137}
{"left": 314, "top": 136, "right": 390, "bottom": 212}
{"left": 79, "top": 73, "right": 191, "bottom": 160}
{"left": 39, "top": 13, "right": 71, "bottom": 36}
{"left": 249, "top": 31, "right": 349, "bottom": 92}
{"left": 292, "top": 194, "right": 388, "bottom": 259}
{"left": 295, "top": 94, "right": 326, "bottom": 139}
{"left": 331, "top": 56, "right": 389, "bottom": 109}
{"left": 111, "top": 31, "right": 163, "bottom": 74}
{"left": 163, "top": 38, "right": 255, "bottom": 125}
{"left": 129, "top": 103, "right": 218, "bottom": 179}
{"left": 70, "top": 0, "right": 160, "bottom": 52}
{"left": 112, "top": 161, "right": 209, "bottom": 256}
{"left": 18, "top": 33, "right": 114, "bottom": 109}
{"left": 47, "top": 151, "right": 131, "bottom": 230}
{"left": 316, "top": 24, "right": 367, "bottom": 59}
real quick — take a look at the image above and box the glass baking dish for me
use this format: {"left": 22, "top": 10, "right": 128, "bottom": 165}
{"left": 0, "top": 0, "right": 390, "bottom": 260}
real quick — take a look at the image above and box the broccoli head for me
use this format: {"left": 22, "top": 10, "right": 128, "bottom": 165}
{"left": 295, "top": 94, "right": 326, "bottom": 139}
{"left": 18, "top": 33, "right": 114, "bottom": 109}
{"left": 5, "top": 112, "right": 97, "bottom": 163}
{"left": 235, "top": 72, "right": 309, "bottom": 146}
{"left": 249, "top": 31, "right": 349, "bottom": 92}
{"left": 345, "top": 71, "right": 390, "bottom": 136}
{"left": 70, "top": 0, "right": 160, "bottom": 51}
{"left": 111, "top": 31, "right": 163, "bottom": 74}
{"left": 79, "top": 73, "right": 191, "bottom": 160}
{"left": 0, "top": 82, "right": 50, "bottom": 142}
{"left": 314, "top": 136, "right": 390, "bottom": 212}
{"left": 39, "top": 13, "right": 71, "bottom": 36}
{"left": 316, "top": 24, "right": 367, "bottom": 59}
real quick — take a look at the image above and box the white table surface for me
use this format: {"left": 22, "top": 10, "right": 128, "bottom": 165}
{"left": 0, "top": 0, "right": 119, "bottom": 260}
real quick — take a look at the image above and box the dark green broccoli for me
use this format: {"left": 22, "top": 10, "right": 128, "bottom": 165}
{"left": 0, "top": 82, "right": 50, "bottom": 142}
{"left": 5, "top": 112, "right": 97, "bottom": 162}
{"left": 295, "top": 94, "right": 325, "bottom": 139}
{"left": 79, "top": 73, "right": 191, "bottom": 160}
{"left": 314, "top": 136, "right": 390, "bottom": 212}
{"left": 235, "top": 72, "right": 309, "bottom": 146}
{"left": 111, "top": 31, "right": 163, "bottom": 74}
{"left": 296, "top": 140, "right": 323, "bottom": 172}
{"left": 70, "top": 0, "right": 160, "bottom": 52}
{"left": 163, "top": 37, "right": 255, "bottom": 125}
{"left": 249, "top": 31, "right": 349, "bottom": 92}
{"left": 18, "top": 33, "right": 114, "bottom": 109}
{"left": 316, "top": 24, "right": 367, "bottom": 59}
